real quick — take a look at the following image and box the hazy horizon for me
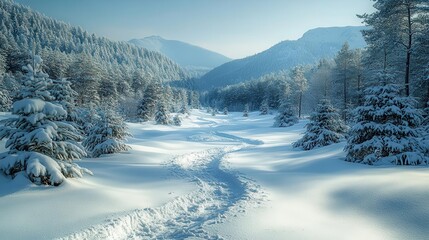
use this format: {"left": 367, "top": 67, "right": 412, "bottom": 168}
{"left": 14, "top": 0, "right": 374, "bottom": 59}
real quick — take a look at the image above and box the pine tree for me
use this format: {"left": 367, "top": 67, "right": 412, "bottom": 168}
{"left": 83, "top": 109, "right": 131, "bottom": 158}
{"left": 137, "top": 83, "right": 161, "bottom": 122}
{"left": 293, "top": 99, "right": 347, "bottom": 150}
{"left": 0, "top": 88, "right": 11, "bottom": 111}
{"left": 190, "top": 91, "right": 200, "bottom": 109}
{"left": 155, "top": 101, "right": 171, "bottom": 125}
{"left": 243, "top": 104, "right": 249, "bottom": 117}
{"left": 68, "top": 54, "right": 101, "bottom": 107}
{"left": 49, "top": 78, "right": 78, "bottom": 118}
{"left": 345, "top": 83, "right": 426, "bottom": 165}
{"left": 178, "top": 89, "right": 190, "bottom": 115}
{"left": 291, "top": 66, "right": 308, "bottom": 118}
{"left": 274, "top": 100, "right": 298, "bottom": 127}
{"left": 259, "top": 99, "right": 269, "bottom": 115}
{"left": 359, "top": 0, "right": 429, "bottom": 97}
{"left": 334, "top": 42, "right": 354, "bottom": 120}
{"left": 0, "top": 56, "right": 89, "bottom": 185}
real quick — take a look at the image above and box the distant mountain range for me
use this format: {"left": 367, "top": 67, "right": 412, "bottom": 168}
{"left": 197, "top": 26, "right": 367, "bottom": 90}
{"left": 129, "top": 36, "right": 232, "bottom": 77}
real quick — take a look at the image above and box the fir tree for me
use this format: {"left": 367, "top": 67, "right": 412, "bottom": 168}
{"left": 259, "top": 99, "right": 269, "bottom": 115}
{"left": 137, "top": 83, "right": 161, "bottom": 122}
{"left": 0, "top": 88, "right": 11, "bottom": 111}
{"left": 293, "top": 99, "right": 347, "bottom": 150}
{"left": 274, "top": 100, "right": 298, "bottom": 127}
{"left": 83, "top": 109, "right": 131, "bottom": 158}
{"left": 49, "top": 78, "right": 78, "bottom": 118}
{"left": 345, "top": 84, "right": 427, "bottom": 165}
{"left": 178, "top": 89, "right": 190, "bottom": 115}
{"left": 0, "top": 56, "right": 89, "bottom": 186}
{"left": 155, "top": 101, "right": 171, "bottom": 125}
{"left": 291, "top": 66, "right": 308, "bottom": 118}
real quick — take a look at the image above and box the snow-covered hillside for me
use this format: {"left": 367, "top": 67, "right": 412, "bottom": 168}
{"left": 0, "top": 110, "right": 428, "bottom": 239}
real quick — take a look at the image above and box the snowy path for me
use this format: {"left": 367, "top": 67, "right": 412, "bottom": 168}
{"left": 59, "top": 131, "right": 265, "bottom": 240}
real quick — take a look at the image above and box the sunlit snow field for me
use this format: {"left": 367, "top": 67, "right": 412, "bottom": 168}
{"left": 0, "top": 110, "right": 428, "bottom": 239}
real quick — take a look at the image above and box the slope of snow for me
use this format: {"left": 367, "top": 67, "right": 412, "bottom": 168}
{"left": 0, "top": 110, "right": 428, "bottom": 239}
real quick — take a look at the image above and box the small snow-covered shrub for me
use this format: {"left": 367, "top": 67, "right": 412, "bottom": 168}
{"left": 83, "top": 109, "right": 131, "bottom": 157}
{"left": 243, "top": 104, "right": 249, "bottom": 117}
{"left": 223, "top": 107, "right": 228, "bottom": 115}
{"left": 293, "top": 99, "right": 347, "bottom": 150}
{"left": 173, "top": 114, "right": 182, "bottom": 126}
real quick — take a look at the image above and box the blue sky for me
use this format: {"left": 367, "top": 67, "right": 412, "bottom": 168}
{"left": 15, "top": 0, "right": 374, "bottom": 59}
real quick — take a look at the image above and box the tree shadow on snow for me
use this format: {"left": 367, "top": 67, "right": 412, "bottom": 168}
{"left": 0, "top": 173, "right": 36, "bottom": 197}
{"left": 330, "top": 185, "right": 429, "bottom": 239}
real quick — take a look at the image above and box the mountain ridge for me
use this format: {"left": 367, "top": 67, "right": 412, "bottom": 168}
{"left": 197, "top": 26, "right": 367, "bottom": 90}
{"left": 129, "top": 36, "right": 232, "bottom": 77}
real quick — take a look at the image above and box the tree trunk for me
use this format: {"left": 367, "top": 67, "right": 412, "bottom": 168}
{"left": 343, "top": 63, "right": 348, "bottom": 121}
{"left": 298, "top": 92, "right": 302, "bottom": 118}
{"left": 404, "top": 4, "right": 412, "bottom": 97}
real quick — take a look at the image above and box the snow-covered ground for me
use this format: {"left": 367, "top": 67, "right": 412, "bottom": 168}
{"left": 1, "top": 110, "right": 428, "bottom": 239}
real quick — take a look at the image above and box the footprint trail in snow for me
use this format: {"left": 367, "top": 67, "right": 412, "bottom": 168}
{"left": 59, "top": 132, "right": 265, "bottom": 240}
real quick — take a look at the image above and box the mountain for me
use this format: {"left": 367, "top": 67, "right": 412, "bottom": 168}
{"left": 0, "top": 0, "right": 187, "bottom": 81}
{"left": 197, "top": 26, "right": 367, "bottom": 90}
{"left": 129, "top": 36, "right": 232, "bottom": 77}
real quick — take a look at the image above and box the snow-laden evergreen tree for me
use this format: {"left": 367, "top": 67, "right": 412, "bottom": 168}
{"left": 83, "top": 109, "right": 131, "bottom": 158}
{"left": 0, "top": 56, "right": 89, "bottom": 185}
{"left": 345, "top": 83, "right": 426, "bottom": 165}
{"left": 137, "top": 83, "right": 161, "bottom": 122}
{"left": 274, "top": 100, "right": 298, "bottom": 127}
{"left": 68, "top": 54, "right": 101, "bottom": 107}
{"left": 259, "top": 99, "right": 269, "bottom": 115}
{"left": 178, "top": 89, "right": 190, "bottom": 115}
{"left": 243, "top": 104, "right": 249, "bottom": 117}
{"left": 223, "top": 107, "right": 228, "bottom": 115}
{"left": 359, "top": 0, "right": 429, "bottom": 97}
{"left": 290, "top": 66, "right": 308, "bottom": 118}
{"left": 155, "top": 101, "right": 171, "bottom": 125}
{"left": 0, "top": 88, "right": 11, "bottom": 111}
{"left": 293, "top": 99, "right": 347, "bottom": 150}
{"left": 49, "top": 78, "right": 78, "bottom": 118}
{"left": 98, "top": 76, "right": 118, "bottom": 107}
{"left": 173, "top": 114, "right": 182, "bottom": 126}
{"left": 190, "top": 91, "right": 200, "bottom": 109}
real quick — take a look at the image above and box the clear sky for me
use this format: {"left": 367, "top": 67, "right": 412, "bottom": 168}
{"left": 14, "top": 0, "right": 374, "bottom": 59}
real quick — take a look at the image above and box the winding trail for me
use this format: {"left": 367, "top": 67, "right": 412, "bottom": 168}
{"left": 59, "top": 131, "right": 265, "bottom": 240}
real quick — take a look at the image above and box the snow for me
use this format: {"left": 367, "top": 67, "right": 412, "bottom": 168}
{"left": 1, "top": 110, "right": 429, "bottom": 239}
